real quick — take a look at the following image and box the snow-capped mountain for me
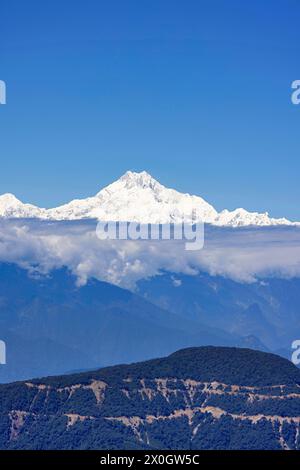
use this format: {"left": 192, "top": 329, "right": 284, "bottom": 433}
{"left": 47, "top": 171, "right": 218, "bottom": 223}
{"left": 213, "top": 208, "right": 292, "bottom": 227}
{"left": 0, "top": 171, "right": 297, "bottom": 226}
{"left": 0, "top": 193, "right": 46, "bottom": 219}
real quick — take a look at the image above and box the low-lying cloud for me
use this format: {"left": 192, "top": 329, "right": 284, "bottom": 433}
{"left": 1, "top": 219, "right": 300, "bottom": 289}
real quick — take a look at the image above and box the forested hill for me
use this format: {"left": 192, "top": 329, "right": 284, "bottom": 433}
{"left": 0, "top": 347, "right": 300, "bottom": 450}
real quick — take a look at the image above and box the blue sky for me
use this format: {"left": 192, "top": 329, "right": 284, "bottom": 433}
{"left": 0, "top": 0, "right": 299, "bottom": 219}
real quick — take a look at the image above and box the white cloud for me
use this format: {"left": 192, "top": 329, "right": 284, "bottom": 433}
{"left": 0, "top": 220, "right": 300, "bottom": 288}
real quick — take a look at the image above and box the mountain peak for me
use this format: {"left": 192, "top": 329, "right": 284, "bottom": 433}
{"left": 0, "top": 193, "right": 21, "bottom": 205}
{"left": 0, "top": 172, "right": 297, "bottom": 226}
{"left": 120, "top": 170, "right": 153, "bottom": 180}
{"left": 118, "top": 170, "right": 160, "bottom": 190}
{"left": 0, "top": 193, "right": 45, "bottom": 218}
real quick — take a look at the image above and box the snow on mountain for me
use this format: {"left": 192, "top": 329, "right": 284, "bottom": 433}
{"left": 0, "top": 171, "right": 297, "bottom": 227}
{"left": 213, "top": 208, "right": 293, "bottom": 227}
{"left": 47, "top": 170, "right": 218, "bottom": 223}
{"left": 0, "top": 193, "right": 46, "bottom": 219}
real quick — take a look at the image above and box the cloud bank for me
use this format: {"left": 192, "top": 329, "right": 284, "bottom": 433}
{"left": 1, "top": 219, "right": 300, "bottom": 289}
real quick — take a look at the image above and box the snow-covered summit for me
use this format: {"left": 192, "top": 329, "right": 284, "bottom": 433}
{"left": 214, "top": 208, "right": 292, "bottom": 227}
{"left": 0, "top": 193, "right": 46, "bottom": 218}
{"left": 110, "top": 170, "right": 161, "bottom": 190}
{"left": 0, "top": 171, "right": 297, "bottom": 227}
{"left": 47, "top": 170, "right": 217, "bottom": 223}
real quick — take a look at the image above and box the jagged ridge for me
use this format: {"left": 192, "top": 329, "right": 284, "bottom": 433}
{"left": 0, "top": 171, "right": 296, "bottom": 226}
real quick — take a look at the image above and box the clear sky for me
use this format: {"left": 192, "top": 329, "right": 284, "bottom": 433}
{"left": 0, "top": 0, "right": 300, "bottom": 219}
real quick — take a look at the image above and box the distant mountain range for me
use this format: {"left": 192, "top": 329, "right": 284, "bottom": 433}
{"left": 1, "top": 261, "right": 300, "bottom": 384}
{"left": 137, "top": 271, "right": 300, "bottom": 356}
{"left": 1, "top": 346, "right": 300, "bottom": 450}
{"left": 0, "top": 263, "right": 265, "bottom": 384}
{"left": 0, "top": 171, "right": 296, "bottom": 226}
